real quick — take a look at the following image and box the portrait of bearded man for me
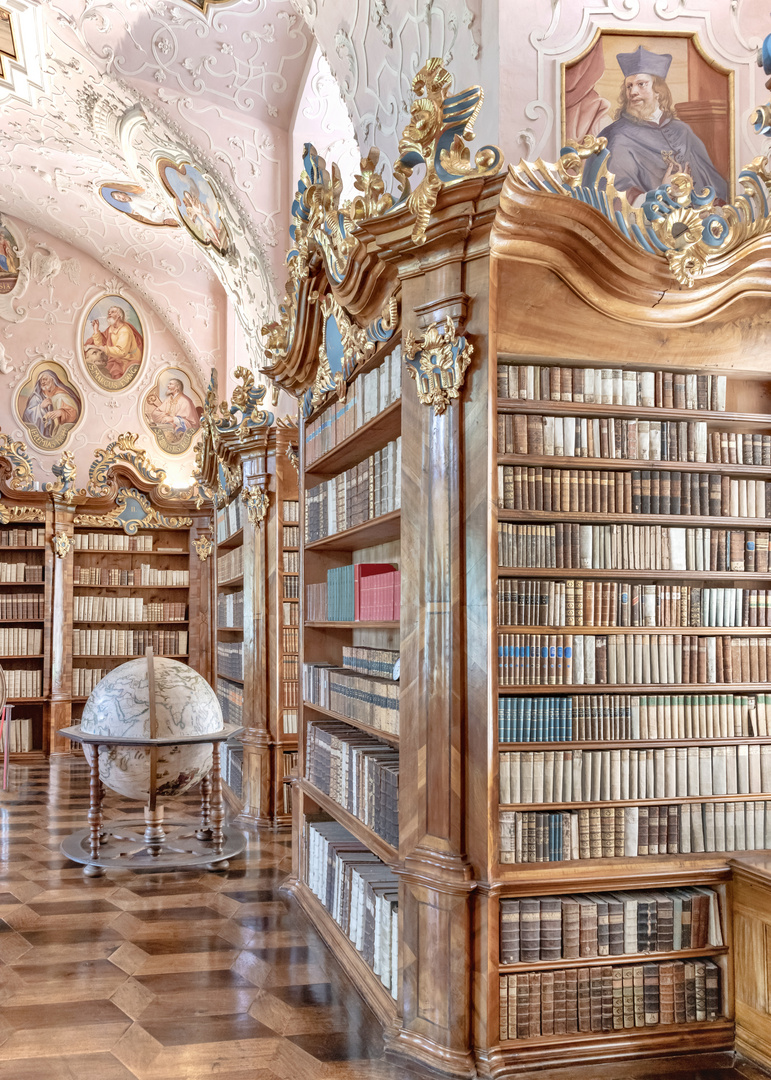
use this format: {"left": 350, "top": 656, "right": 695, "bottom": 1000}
{"left": 598, "top": 45, "right": 728, "bottom": 207}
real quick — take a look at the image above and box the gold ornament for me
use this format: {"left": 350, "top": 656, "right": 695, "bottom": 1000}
{"left": 52, "top": 531, "right": 72, "bottom": 558}
{"left": 242, "top": 485, "right": 269, "bottom": 526}
{"left": 46, "top": 451, "right": 85, "bottom": 502}
{"left": 193, "top": 536, "right": 214, "bottom": 562}
{"left": 404, "top": 316, "right": 474, "bottom": 415}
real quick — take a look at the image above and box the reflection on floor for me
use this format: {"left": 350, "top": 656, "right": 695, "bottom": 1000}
{"left": 0, "top": 759, "right": 770, "bottom": 1080}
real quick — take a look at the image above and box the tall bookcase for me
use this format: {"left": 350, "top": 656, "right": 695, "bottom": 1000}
{"left": 259, "top": 60, "right": 771, "bottom": 1080}
{"left": 198, "top": 379, "right": 300, "bottom": 826}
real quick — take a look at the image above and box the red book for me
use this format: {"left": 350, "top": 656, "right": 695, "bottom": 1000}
{"left": 354, "top": 564, "right": 396, "bottom": 621}
{"left": 393, "top": 570, "right": 401, "bottom": 620}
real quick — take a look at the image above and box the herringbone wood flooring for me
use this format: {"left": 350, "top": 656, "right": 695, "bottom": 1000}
{"left": 0, "top": 758, "right": 769, "bottom": 1080}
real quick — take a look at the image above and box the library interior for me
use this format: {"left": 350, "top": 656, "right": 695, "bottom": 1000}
{"left": 5, "top": 2, "right": 771, "bottom": 1079}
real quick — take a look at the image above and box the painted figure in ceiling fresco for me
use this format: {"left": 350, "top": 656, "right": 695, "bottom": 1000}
{"left": 599, "top": 46, "right": 727, "bottom": 204}
{"left": 156, "top": 158, "right": 231, "bottom": 256}
{"left": 100, "top": 183, "right": 179, "bottom": 229}
{"left": 0, "top": 220, "right": 20, "bottom": 295}
{"left": 17, "top": 363, "right": 82, "bottom": 451}
{"left": 143, "top": 368, "right": 203, "bottom": 456}
{"left": 82, "top": 295, "right": 145, "bottom": 391}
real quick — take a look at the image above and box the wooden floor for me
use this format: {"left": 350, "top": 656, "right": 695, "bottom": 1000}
{"left": 0, "top": 759, "right": 769, "bottom": 1080}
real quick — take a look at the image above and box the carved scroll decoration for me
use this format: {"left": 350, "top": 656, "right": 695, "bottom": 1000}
{"left": 75, "top": 488, "right": 192, "bottom": 534}
{"left": 193, "top": 536, "right": 214, "bottom": 562}
{"left": 0, "top": 505, "right": 44, "bottom": 524}
{"left": 87, "top": 433, "right": 196, "bottom": 502}
{"left": 52, "top": 532, "right": 72, "bottom": 558}
{"left": 0, "top": 431, "right": 36, "bottom": 491}
{"left": 46, "top": 452, "right": 85, "bottom": 502}
{"left": 404, "top": 317, "right": 474, "bottom": 415}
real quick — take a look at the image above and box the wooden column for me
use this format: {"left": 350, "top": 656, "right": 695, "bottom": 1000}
{"left": 48, "top": 497, "right": 75, "bottom": 755}
{"left": 238, "top": 442, "right": 272, "bottom": 827}
{"left": 389, "top": 295, "right": 476, "bottom": 1077}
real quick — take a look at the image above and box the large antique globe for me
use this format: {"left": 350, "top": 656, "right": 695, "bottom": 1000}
{"left": 80, "top": 657, "right": 223, "bottom": 801}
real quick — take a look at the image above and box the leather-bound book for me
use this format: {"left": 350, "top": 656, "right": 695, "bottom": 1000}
{"left": 633, "top": 964, "right": 645, "bottom": 1027}
{"left": 641, "top": 470, "right": 651, "bottom": 515}
{"left": 684, "top": 960, "right": 697, "bottom": 1022}
{"left": 673, "top": 960, "right": 687, "bottom": 1023}
{"left": 517, "top": 972, "right": 530, "bottom": 1039}
{"left": 552, "top": 968, "right": 567, "bottom": 1035}
{"left": 499, "top": 976, "right": 509, "bottom": 1042}
{"left": 659, "top": 961, "right": 676, "bottom": 1025}
{"left": 705, "top": 960, "right": 720, "bottom": 1021}
{"left": 540, "top": 970, "right": 555, "bottom": 1036}
{"left": 500, "top": 899, "right": 521, "bottom": 964}
{"left": 601, "top": 964, "right": 614, "bottom": 1031}
{"left": 589, "top": 966, "right": 603, "bottom": 1031}
{"left": 643, "top": 962, "right": 660, "bottom": 1025}
{"left": 565, "top": 968, "right": 579, "bottom": 1034}
{"left": 694, "top": 959, "right": 707, "bottom": 1021}
{"left": 539, "top": 897, "right": 562, "bottom": 962}
{"left": 622, "top": 965, "right": 635, "bottom": 1028}
{"left": 577, "top": 896, "right": 598, "bottom": 957}
{"left": 519, "top": 898, "right": 541, "bottom": 963}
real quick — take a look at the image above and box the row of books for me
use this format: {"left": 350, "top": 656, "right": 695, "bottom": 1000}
{"left": 216, "top": 499, "right": 244, "bottom": 543}
{"left": 284, "top": 575, "right": 299, "bottom": 599}
{"left": 305, "top": 437, "right": 402, "bottom": 543}
{"left": 217, "top": 678, "right": 243, "bottom": 725}
{"left": 304, "top": 344, "right": 402, "bottom": 465}
{"left": 499, "top": 466, "right": 771, "bottom": 518}
{"left": 500, "top": 887, "right": 721, "bottom": 964}
{"left": 73, "top": 566, "right": 189, "bottom": 586}
{"left": 73, "top": 667, "right": 107, "bottom": 696}
{"left": 500, "top": 744, "right": 771, "bottom": 804}
{"left": 499, "top": 414, "right": 721, "bottom": 462}
{"left": 499, "top": 523, "right": 771, "bottom": 572}
{"left": 0, "top": 594, "right": 44, "bottom": 620}
{"left": 306, "top": 721, "right": 399, "bottom": 847}
{"left": 283, "top": 627, "right": 298, "bottom": 654}
{"left": 303, "top": 659, "right": 400, "bottom": 737}
{"left": 0, "top": 563, "right": 42, "bottom": 583}
{"left": 282, "top": 750, "right": 298, "bottom": 776}
{"left": 282, "top": 785, "right": 292, "bottom": 814}
{"left": 283, "top": 600, "right": 299, "bottom": 626}
{"left": 283, "top": 551, "right": 299, "bottom": 574}
{"left": 497, "top": 694, "right": 770, "bottom": 743}
{"left": 497, "top": 633, "right": 771, "bottom": 686}
{"left": 73, "top": 597, "right": 187, "bottom": 622}
{"left": 498, "top": 959, "right": 721, "bottom": 1041}
{"left": 497, "top": 362, "right": 726, "bottom": 411}
{"left": 0, "top": 529, "right": 44, "bottom": 547}
{"left": 0, "top": 715, "right": 34, "bottom": 753}
{"left": 283, "top": 656, "right": 299, "bottom": 682}
{"left": 283, "top": 680, "right": 299, "bottom": 707}
{"left": 499, "top": 417, "right": 771, "bottom": 469}
{"left": 1, "top": 669, "right": 41, "bottom": 697}
{"left": 283, "top": 524, "right": 299, "bottom": 547}
{"left": 307, "top": 563, "right": 401, "bottom": 622}
{"left": 283, "top": 709, "right": 298, "bottom": 735}
{"left": 305, "top": 820, "right": 399, "bottom": 996}
{"left": 221, "top": 740, "right": 243, "bottom": 799}
{"left": 284, "top": 500, "right": 299, "bottom": 523}
{"left": 0, "top": 628, "right": 42, "bottom": 655}
{"left": 217, "top": 591, "right": 243, "bottom": 628}
{"left": 498, "top": 580, "right": 771, "bottom": 629}
{"left": 499, "top": 801, "right": 771, "bottom": 861}
{"left": 217, "top": 546, "right": 243, "bottom": 584}
{"left": 216, "top": 641, "right": 243, "bottom": 680}
{"left": 74, "top": 532, "right": 154, "bottom": 551}
{"left": 72, "top": 629, "right": 188, "bottom": 656}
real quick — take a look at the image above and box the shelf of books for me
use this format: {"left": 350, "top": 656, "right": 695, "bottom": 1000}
{"left": 295, "top": 339, "right": 403, "bottom": 1026}
{"left": 69, "top": 524, "right": 194, "bottom": 731}
{"left": 477, "top": 353, "right": 771, "bottom": 1067}
{"left": 215, "top": 496, "right": 246, "bottom": 812}
{"left": 0, "top": 520, "right": 51, "bottom": 759}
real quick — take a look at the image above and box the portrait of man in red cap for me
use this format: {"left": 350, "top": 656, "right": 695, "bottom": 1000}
{"left": 564, "top": 36, "right": 731, "bottom": 208}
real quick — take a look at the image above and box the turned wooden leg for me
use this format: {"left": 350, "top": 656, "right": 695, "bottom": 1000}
{"left": 210, "top": 742, "right": 224, "bottom": 853}
{"left": 85, "top": 745, "right": 105, "bottom": 877}
{"left": 197, "top": 772, "right": 212, "bottom": 840}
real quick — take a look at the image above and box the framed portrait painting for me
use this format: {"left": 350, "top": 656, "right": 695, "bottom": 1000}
{"left": 100, "top": 182, "right": 179, "bottom": 229}
{"left": 562, "top": 31, "right": 733, "bottom": 205}
{"left": 0, "top": 217, "right": 21, "bottom": 296}
{"left": 142, "top": 367, "right": 204, "bottom": 456}
{"left": 81, "top": 294, "right": 145, "bottom": 392}
{"left": 16, "top": 362, "right": 83, "bottom": 452}
{"left": 156, "top": 158, "right": 231, "bottom": 256}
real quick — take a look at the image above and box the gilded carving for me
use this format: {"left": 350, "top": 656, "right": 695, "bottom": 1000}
{"left": 312, "top": 293, "right": 376, "bottom": 407}
{"left": 346, "top": 148, "right": 394, "bottom": 222}
{"left": 242, "top": 485, "right": 269, "bottom": 526}
{"left": 392, "top": 58, "right": 503, "bottom": 245}
{"left": 0, "top": 430, "right": 36, "bottom": 491}
{"left": 404, "top": 317, "right": 474, "bottom": 415}
{"left": 512, "top": 130, "right": 771, "bottom": 288}
{"left": 46, "top": 451, "right": 84, "bottom": 502}
{"left": 286, "top": 443, "right": 299, "bottom": 474}
{"left": 52, "top": 531, "right": 72, "bottom": 558}
{"left": 193, "top": 536, "right": 214, "bottom": 562}
{"left": 0, "top": 505, "right": 44, "bottom": 524}
{"left": 88, "top": 433, "right": 198, "bottom": 503}
{"left": 75, "top": 487, "right": 192, "bottom": 534}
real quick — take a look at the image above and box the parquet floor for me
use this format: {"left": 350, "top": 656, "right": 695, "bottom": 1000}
{"left": 0, "top": 759, "right": 770, "bottom": 1080}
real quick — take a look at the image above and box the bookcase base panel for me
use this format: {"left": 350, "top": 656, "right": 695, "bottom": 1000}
{"left": 476, "top": 1048, "right": 736, "bottom": 1080}
{"left": 384, "top": 1026, "right": 478, "bottom": 1080}
{"left": 289, "top": 878, "right": 397, "bottom": 1031}
{"left": 475, "top": 1021, "right": 735, "bottom": 1077}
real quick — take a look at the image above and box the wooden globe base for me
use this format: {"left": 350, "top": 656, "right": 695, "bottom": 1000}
{"left": 60, "top": 820, "right": 245, "bottom": 876}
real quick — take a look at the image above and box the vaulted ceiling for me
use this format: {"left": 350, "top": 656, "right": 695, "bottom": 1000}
{"left": 0, "top": 0, "right": 318, "bottom": 373}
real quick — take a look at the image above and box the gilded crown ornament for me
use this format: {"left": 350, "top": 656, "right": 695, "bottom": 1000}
{"left": 242, "top": 484, "right": 269, "bottom": 526}
{"left": 52, "top": 531, "right": 72, "bottom": 558}
{"left": 403, "top": 317, "right": 474, "bottom": 415}
{"left": 46, "top": 451, "right": 85, "bottom": 502}
{"left": 193, "top": 536, "right": 214, "bottom": 562}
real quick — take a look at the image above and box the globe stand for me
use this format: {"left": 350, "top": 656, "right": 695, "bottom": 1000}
{"left": 57, "top": 652, "right": 245, "bottom": 876}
